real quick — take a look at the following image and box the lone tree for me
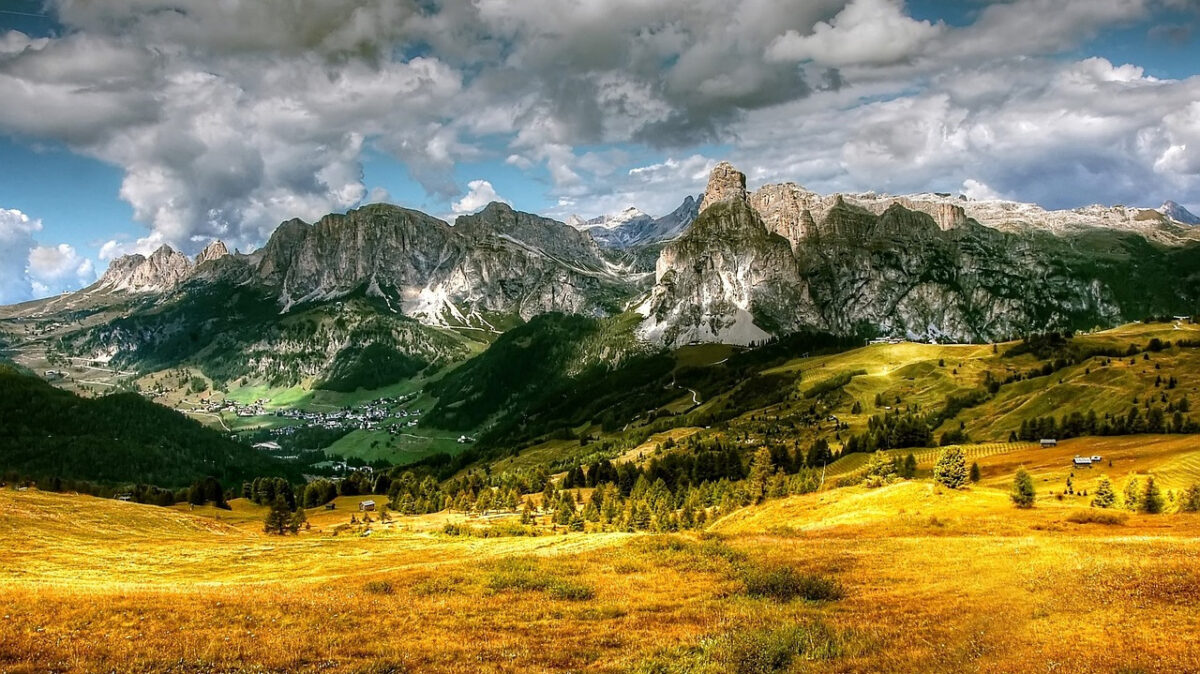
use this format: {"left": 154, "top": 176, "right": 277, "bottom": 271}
{"left": 1091, "top": 476, "right": 1117, "bottom": 508}
{"left": 1011, "top": 468, "right": 1036, "bottom": 508}
{"left": 1142, "top": 476, "right": 1164, "bottom": 514}
{"left": 900, "top": 453, "right": 918, "bottom": 479}
{"left": 934, "top": 447, "right": 968, "bottom": 488}
{"left": 263, "top": 495, "right": 292, "bottom": 535}
{"left": 969, "top": 462, "right": 981, "bottom": 483}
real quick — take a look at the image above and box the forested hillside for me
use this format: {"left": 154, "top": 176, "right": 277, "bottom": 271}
{"left": 0, "top": 366, "right": 292, "bottom": 487}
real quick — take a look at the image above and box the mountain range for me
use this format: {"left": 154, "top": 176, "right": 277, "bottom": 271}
{"left": 3, "top": 162, "right": 1200, "bottom": 390}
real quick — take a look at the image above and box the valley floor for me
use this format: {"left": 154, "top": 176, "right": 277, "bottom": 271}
{"left": 5, "top": 438, "right": 1200, "bottom": 673}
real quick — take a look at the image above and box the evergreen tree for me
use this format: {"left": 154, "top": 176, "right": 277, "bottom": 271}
{"left": 1091, "top": 476, "right": 1117, "bottom": 508}
{"left": 969, "top": 462, "right": 981, "bottom": 483}
{"left": 1142, "top": 476, "right": 1164, "bottom": 514}
{"left": 747, "top": 447, "right": 774, "bottom": 504}
{"left": 1011, "top": 468, "right": 1035, "bottom": 508}
{"left": 263, "top": 495, "right": 291, "bottom": 535}
{"left": 901, "top": 453, "right": 918, "bottom": 479}
{"left": 863, "top": 450, "right": 897, "bottom": 487}
{"left": 933, "top": 447, "right": 968, "bottom": 488}
{"left": 1124, "top": 477, "right": 1141, "bottom": 512}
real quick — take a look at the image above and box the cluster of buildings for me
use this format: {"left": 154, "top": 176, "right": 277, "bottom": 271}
{"left": 257, "top": 394, "right": 424, "bottom": 435}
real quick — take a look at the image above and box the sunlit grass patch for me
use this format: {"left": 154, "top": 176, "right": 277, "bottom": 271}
{"left": 632, "top": 620, "right": 864, "bottom": 674}
{"left": 738, "top": 564, "right": 844, "bottom": 603}
{"left": 485, "top": 557, "right": 595, "bottom": 601}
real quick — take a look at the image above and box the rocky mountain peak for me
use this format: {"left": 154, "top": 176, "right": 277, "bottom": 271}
{"left": 96, "top": 244, "right": 192, "bottom": 293}
{"left": 1162, "top": 201, "right": 1200, "bottom": 225}
{"left": 699, "top": 161, "right": 747, "bottom": 213}
{"left": 195, "top": 240, "right": 230, "bottom": 266}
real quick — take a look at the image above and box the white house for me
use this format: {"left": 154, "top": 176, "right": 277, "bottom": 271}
{"left": 359, "top": 500, "right": 376, "bottom": 512}
{"left": 1040, "top": 439, "right": 1058, "bottom": 448}
{"left": 1072, "top": 456, "right": 1092, "bottom": 466}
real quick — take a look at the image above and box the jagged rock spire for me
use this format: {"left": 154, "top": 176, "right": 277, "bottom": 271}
{"left": 699, "top": 161, "right": 747, "bottom": 213}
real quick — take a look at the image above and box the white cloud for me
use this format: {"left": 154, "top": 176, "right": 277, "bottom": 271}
{"left": 0, "top": 0, "right": 1195, "bottom": 247}
{"left": 0, "top": 209, "right": 95, "bottom": 303}
{"left": 767, "top": 0, "right": 943, "bottom": 67}
{"left": 0, "top": 209, "right": 40, "bottom": 304}
{"left": 451, "top": 180, "right": 509, "bottom": 215}
{"left": 28, "top": 243, "right": 96, "bottom": 294}
{"left": 961, "top": 179, "right": 1007, "bottom": 201}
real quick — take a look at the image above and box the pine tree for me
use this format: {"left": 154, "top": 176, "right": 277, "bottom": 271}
{"left": 263, "top": 495, "right": 291, "bottom": 535}
{"left": 969, "top": 462, "right": 981, "bottom": 483}
{"left": 1142, "top": 476, "right": 1164, "bottom": 514}
{"left": 1091, "top": 476, "right": 1116, "bottom": 508}
{"left": 747, "top": 447, "right": 774, "bottom": 504}
{"left": 1011, "top": 468, "right": 1035, "bottom": 508}
{"left": 1124, "top": 477, "right": 1141, "bottom": 512}
{"left": 901, "top": 453, "right": 918, "bottom": 479}
{"left": 934, "top": 447, "right": 968, "bottom": 488}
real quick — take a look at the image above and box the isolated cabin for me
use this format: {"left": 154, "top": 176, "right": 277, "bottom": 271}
{"left": 324, "top": 502, "right": 336, "bottom": 510}
{"left": 359, "top": 500, "right": 376, "bottom": 512}
{"left": 1073, "top": 456, "right": 1092, "bottom": 466}
{"left": 1040, "top": 439, "right": 1058, "bottom": 448}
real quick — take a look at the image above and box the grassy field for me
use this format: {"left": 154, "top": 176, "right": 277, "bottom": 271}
{"left": 5, "top": 431, "right": 1200, "bottom": 673}
{"left": 324, "top": 424, "right": 468, "bottom": 465}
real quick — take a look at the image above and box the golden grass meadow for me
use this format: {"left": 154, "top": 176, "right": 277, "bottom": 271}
{"left": 4, "top": 433, "right": 1200, "bottom": 673}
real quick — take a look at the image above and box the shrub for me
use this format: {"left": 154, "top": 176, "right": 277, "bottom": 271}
{"left": 363, "top": 580, "right": 395, "bottom": 595}
{"left": 1066, "top": 510, "right": 1128, "bottom": 526}
{"left": 1011, "top": 468, "right": 1036, "bottom": 508}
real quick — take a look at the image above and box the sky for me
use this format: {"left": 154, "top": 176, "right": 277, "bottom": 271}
{"left": 0, "top": 0, "right": 1198, "bottom": 303}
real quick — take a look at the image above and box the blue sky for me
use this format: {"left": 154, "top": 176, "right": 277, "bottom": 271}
{"left": 0, "top": 0, "right": 1198, "bottom": 302}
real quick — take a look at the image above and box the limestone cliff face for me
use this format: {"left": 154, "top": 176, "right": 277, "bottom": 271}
{"left": 639, "top": 163, "right": 1188, "bottom": 346}
{"left": 639, "top": 164, "right": 817, "bottom": 346}
{"left": 251, "top": 202, "right": 630, "bottom": 323}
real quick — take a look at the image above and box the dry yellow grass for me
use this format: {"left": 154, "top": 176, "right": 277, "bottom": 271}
{"left": 5, "top": 434, "right": 1200, "bottom": 673}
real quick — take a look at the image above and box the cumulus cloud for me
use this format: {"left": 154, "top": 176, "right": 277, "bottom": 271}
{"left": 28, "top": 243, "right": 95, "bottom": 295}
{"left": 0, "top": 209, "right": 39, "bottom": 304}
{"left": 766, "top": 0, "right": 943, "bottom": 67}
{"left": 0, "top": 208, "right": 94, "bottom": 303}
{"left": 0, "top": 0, "right": 1196, "bottom": 252}
{"left": 451, "top": 180, "right": 509, "bottom": 215}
